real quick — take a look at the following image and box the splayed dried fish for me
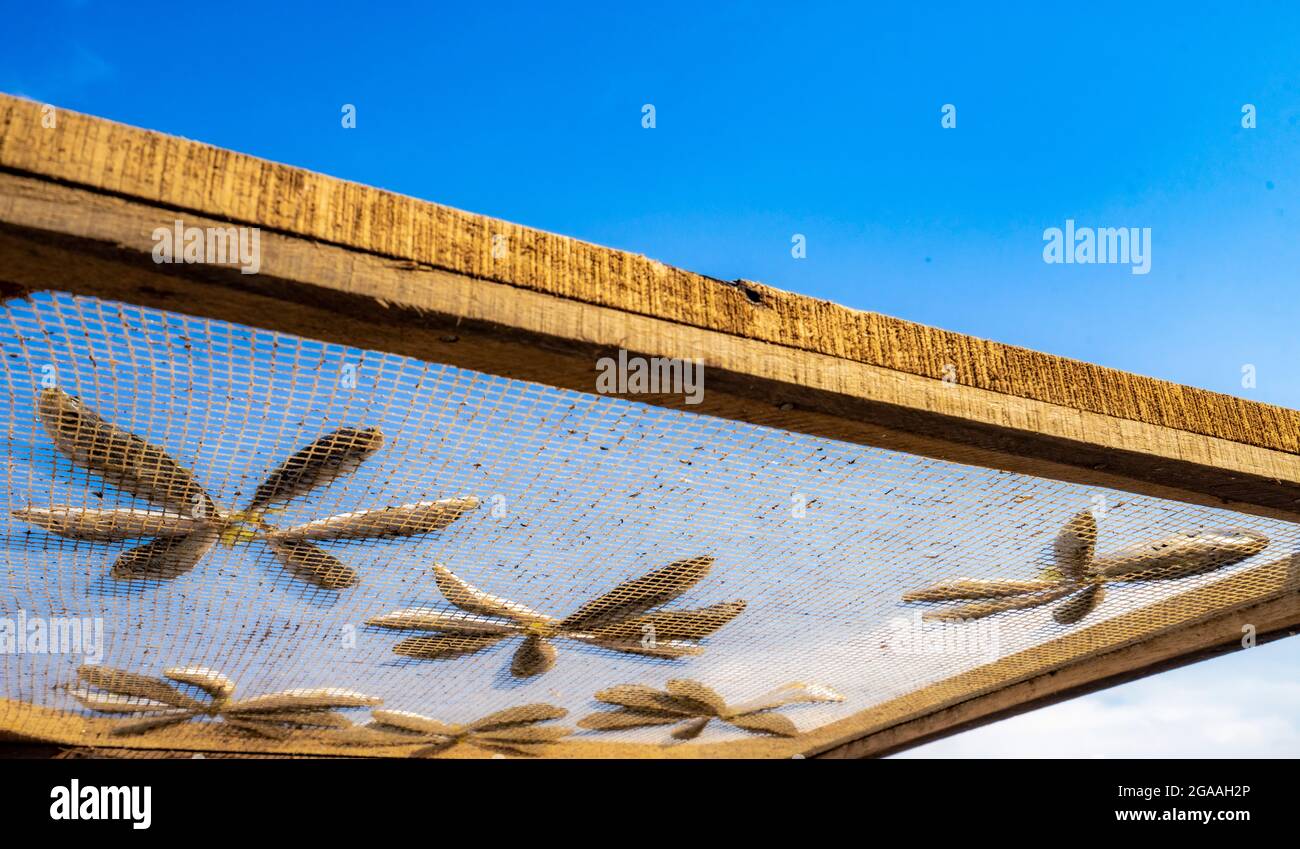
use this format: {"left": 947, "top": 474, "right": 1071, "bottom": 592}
{"left": 70, "top": 664, "right": 382, "bottom": 739}
{"left": 367, "top": 556, "right": 746, "bottom": 677}
{"left": 339, "top": 704, "right": 571, "bottom": 757}
{"left": 579, "top": 680, "right": 842, "bottom": 741}
{"left": 13, "top": 387, "right": 479, "bottom": 588}
{"left": 903, "top": 511, "right": 1269, "bottom": 625}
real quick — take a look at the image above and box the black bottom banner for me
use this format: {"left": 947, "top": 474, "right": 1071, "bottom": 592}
{"left": 0, "top": 753, "right": 1279, "bottom": 836}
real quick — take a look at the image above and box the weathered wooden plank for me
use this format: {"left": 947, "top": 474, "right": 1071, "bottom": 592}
{"left": 1, "top": 172, "right": 1298, "bottom": 523}
{"left": 2, "top": 92, "right": 1299, "bottom": 461}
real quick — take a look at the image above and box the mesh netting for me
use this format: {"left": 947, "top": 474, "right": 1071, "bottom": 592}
{"left": 0, "top": 291, "right": 1294, "bottom": 756}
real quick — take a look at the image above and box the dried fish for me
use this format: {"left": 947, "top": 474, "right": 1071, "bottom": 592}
{"left": 10, "top": 506, "right": 206, "bottom": 540}
{"left": 670, "top": 716, "right": 711, "bottom": 741}
{"left": 69, "top": 664, "right": 382, "bottom": 739}
{"left": 903, "top": 513, "right": 1270, "bottom": 626}
{"left": 1053, "top": 582, "right": 1105, "bottom": 625}
{"left": 393, "top": 633, "right": 507, "bottom": 660}
{"left": 68, "top": 689, "right": 176, "bottom": 714}
{"left": 466, "top": 704, "right": 567, "bottom": 731}
{"left": 594, "top": 684, "right": 697, "bottom": 715}
{"left": 77, "top": 665, "right": 205, "bottom": 711}
{"left": 17, "top": 388, "right": 478, "bottom": 589}
{"left": 726, "top": 682, "right": 846, "bottom": 716}
{"left": 111, "top": 527, "right": 221, "bottom": 582}
{"left": 901, "top": 578, "right": 1059, "bottom": 603}
{"left": 579, "top": 679, "right": 842, "bottom": 742}
{"left": 247, "top": 427, "right": 384, "bottom": 511}
{"left": 665, "top": 679, "right": 727, "bottom": 716}
{"left": 727, "top": 712, "right": 797, "bottom": 737}
{"left": 585, "top": 601, "right": 749, "bottom": 642}
{"left": 1095, "top": 529, "right": 1269, "bottom": 582}
{"left": 510, "top": 635, "right": 557, "bottom": 678}
{"left": 163, "top": 666, "right": 236, "bottom": 700}
{"left": 369, "top": 558, "right": 745, "bottom": 677}
{"left": 223, "top": 688, "right": 382, "bottom": 714}
{"left": 224, "top": 718, "right": 293, "bottom": 740}
{"left": 37, "top": 387, "right": 217, "bottom": 515}
{"left": 242, "top": 710, "right": 354, "bottom": 729}
{"left": 359, "top": 704, "right": 570, "bottom": 757}
{"left": 369, "top": 710, "right": 459, "bottom": 736}
{"left": 471, "top": 741, "right": 550, "bottom": 758}
{"left": 410, "top": 740, "right": 460, "bottom": 757}
{"left": 1052, "top": 510, "right": 1098, "bottom": 582}
{"left": 109, "top": 711, "right": 196, "bottom": 736}
{"left": 366, "top": 608, "right": 516, "bottom": 635}
{"left": 263, "top": 538, "right": 358, "bottom": 590}
{"left": 266, "top": 498, "right": 480, "bottom": 541}
{"left": 560, "top": 556, "right": 715, "bottom": 632}
{"left": 921, "top": 584, "right": 1076, "bottom": 622}
{"left": 431, "top": 564, "right": 557, "bottom": 626}
{"left": 473, "top": 725, "right": 570, "bottom": 744}
{"left": 576, "top": 636, "right": 706, "bottom": 659}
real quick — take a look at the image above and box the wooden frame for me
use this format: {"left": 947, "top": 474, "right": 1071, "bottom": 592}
{"left": 1, "top": 93, "right": 1298, "bottom": 757}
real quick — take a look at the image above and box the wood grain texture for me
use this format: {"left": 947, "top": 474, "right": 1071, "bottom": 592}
{"left": 2, "top": 172, "right": 1299, "bottom": 521}
{"left": 2, "top": 92, "right": 1299, "bottom": 459}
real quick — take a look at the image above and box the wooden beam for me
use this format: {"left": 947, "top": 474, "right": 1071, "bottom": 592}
{"left": 3, "top": 94, "right": 1299, "bottom": 461}
{"left": 1, "top": 171, "right": 1298, "bottom": 524}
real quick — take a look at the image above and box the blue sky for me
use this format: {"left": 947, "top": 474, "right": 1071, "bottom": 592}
{"left": 1, "top": 2, "right": 1298, "bottom": 756}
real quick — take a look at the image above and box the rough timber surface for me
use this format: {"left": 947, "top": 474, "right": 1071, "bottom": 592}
{"left": 1, "top": 94, "right": 1298, "bottom": 460}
